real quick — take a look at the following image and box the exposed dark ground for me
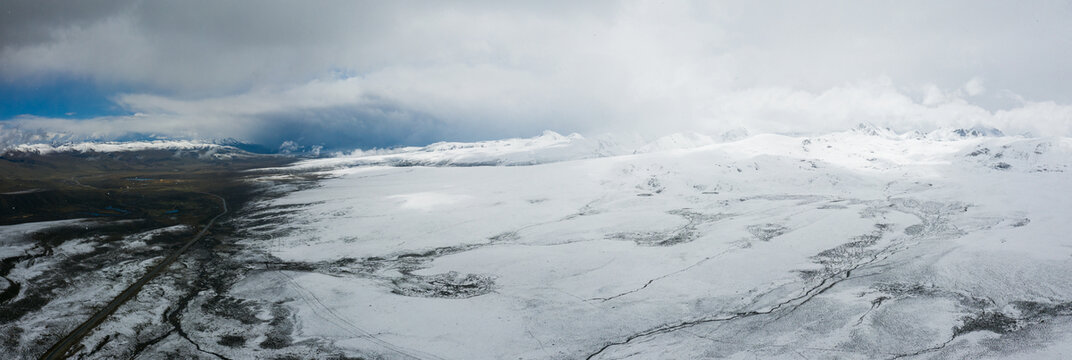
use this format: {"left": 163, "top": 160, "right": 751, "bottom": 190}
{"left": 0, "top": 148, "right": 300, "bottom": 359}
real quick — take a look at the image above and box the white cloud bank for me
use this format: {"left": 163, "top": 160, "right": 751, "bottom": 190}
{"left": 1, "top": 1, "right": 1071, "bottom": 148}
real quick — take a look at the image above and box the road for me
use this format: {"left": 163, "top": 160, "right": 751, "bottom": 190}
{"left": 39, "top": 193, "right": 228, "bottom": 360}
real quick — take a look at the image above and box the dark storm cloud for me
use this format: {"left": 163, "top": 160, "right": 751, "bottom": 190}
{"left": 251, "top": 104, "right": 452, "bottom": 150}
{"left": 0, "top": 0, "right": 134, "bottom": 48}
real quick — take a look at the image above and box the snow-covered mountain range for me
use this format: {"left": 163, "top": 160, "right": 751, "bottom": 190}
{"left": 0, "top": 123, "right": 1025, "bottom": 158}
{"left": 273, "top": 125, "right": 1068, "bottom": 171}
{"left": 4, "top": 140, "right": 233, "bottom": 155}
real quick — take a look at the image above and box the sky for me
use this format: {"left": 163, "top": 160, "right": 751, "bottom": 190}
{"left": 2, "top": 0, "right": 1071, "bottom": 150}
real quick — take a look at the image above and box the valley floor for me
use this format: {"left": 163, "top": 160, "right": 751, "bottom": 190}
{"left": 3, "top": 132, "right": 1072, "bottom": 359}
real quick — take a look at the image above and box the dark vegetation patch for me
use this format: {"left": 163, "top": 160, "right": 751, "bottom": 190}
{"left": 872, "top": 282, "right": 943, "bottom": 298}
{"left": 255, "top": 238, "right": 503, "bottom": 299}
{"left": 217, "top": 335, "right": 246, "bottom": 347}
{"left": 0, "top": 149, "right": 291, "bottom": 225}
{"left": 810, "top": 232, "right": 881, "bottom": 269}
{"left": 271, "top": 355, "right": 304, "bottom": 360}
{"left": 637, "top": 176, "right": 665, "bottom": 194}
{"left": 201, "top": 296, "right": 264, "bottom": 325}
{"left": 260, "top": 303, "right": 295, "bottom": 349}
{"left": 817, "top": 203, "right": 848, "bottom": 209}
{"left": 799, "top": 227, "right": 891, "bottom": 281}
{"left": 488, "top": 231, "right": 520, "bottom": 243}
{"left": 954, "top": 311, "right": 1019, "bottom": 336}
{"left": 608, "top": 209, "right": 729, "bottom": 246}
{"left": 325, "top": 354, "right": 369, "bottom": 360}
{"left": 903, "top": 224, "right": 924, "bottom": 236}
{"left": 870, "top": 282, "right": 1072, "bottom": 340}
{"left": 747, "top": 223, "right": 788, "bottom": 242}
{"left": 390, "top": 271, "right": 496, "bottom": 299}
{"left": 1013, "top": 301, "right": 1072, "bottom": 319}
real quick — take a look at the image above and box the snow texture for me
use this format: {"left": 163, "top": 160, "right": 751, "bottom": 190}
{"left": 9, "top": 129, "right": 1072, "bottom": 359}
{"left": 222, "top": 129, "right": 1072, "bottom": 359}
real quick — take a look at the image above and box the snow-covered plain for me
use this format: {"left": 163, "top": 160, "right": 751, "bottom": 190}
{"left": 231, "top": 129, "right": 1072, "bottom": 359}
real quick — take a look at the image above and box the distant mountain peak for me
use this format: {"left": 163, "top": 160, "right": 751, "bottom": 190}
{"left": 952, "top": 126, "right": 1005, "bottom": 138}
{"left": 635, "top": 132, "right": 715, "bottom": 153}
{"left": 718, "top": 128, "right": 750, "bottom": 142}
{"left": 849, "top": 122, "right": 897, "bottom": 138}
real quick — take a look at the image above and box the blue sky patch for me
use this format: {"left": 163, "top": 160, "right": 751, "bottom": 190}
{"left": 0, "top": 77, "right": 130, "bottom": 120}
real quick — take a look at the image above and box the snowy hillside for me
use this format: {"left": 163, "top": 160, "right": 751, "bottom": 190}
{"left": 211, "top": 129, "right": 1072, "bottom": 359}
{"left": 274, "top": 131, "right": 722, "bottom": 171}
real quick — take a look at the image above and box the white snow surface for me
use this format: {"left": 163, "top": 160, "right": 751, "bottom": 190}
{"left": 0, "top": 219, "right": 90, "bottom": 258}
{"left": 276, "top": 131, "right": 722, "bottom": 171}
{"left": 232, "top": 130, "right": 1072, "bottom": 359}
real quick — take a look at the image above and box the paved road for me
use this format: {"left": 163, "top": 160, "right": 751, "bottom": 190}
{"left": 39, "top": 193, "right": 228, "bottom": 360}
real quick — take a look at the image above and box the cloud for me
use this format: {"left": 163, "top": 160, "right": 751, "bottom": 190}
{"left": 2, "top": 1, "right": 1071, "bottom": 148}
{"left": 9, "top": 76, "right": 1069, "bottom": 149}
{"left": 964, "top": 77, "right": 986, "bottom": 97}
{"left": 0, "top": 0, "right": 135, "bottom": 48}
